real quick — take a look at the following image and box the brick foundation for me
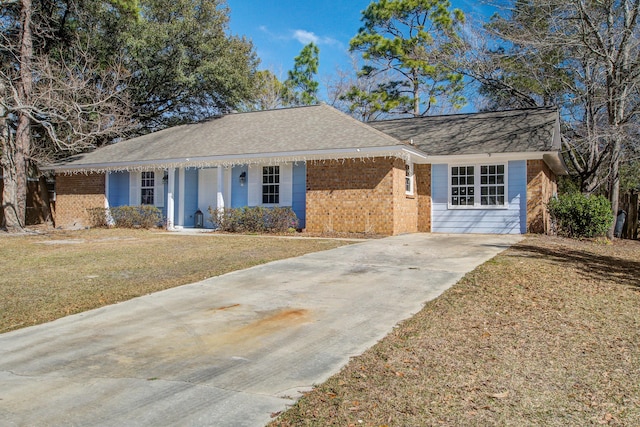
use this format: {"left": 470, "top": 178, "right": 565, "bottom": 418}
{"left": 527, "top": 160, "right": 557, "bottom": 234}
{"left": 54, "top": 172, "right": 106, "bottom": 229}
{"left": 305, "top": 158, "right": 430, "bottom": 235}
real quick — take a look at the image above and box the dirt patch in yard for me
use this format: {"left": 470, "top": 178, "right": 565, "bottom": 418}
{"left": 271, "top": 235, "right": 640, "bottom": 426}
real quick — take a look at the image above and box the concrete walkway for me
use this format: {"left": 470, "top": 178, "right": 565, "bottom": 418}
{"left": 0, "top": 233, "right": 521, "bottom": 427}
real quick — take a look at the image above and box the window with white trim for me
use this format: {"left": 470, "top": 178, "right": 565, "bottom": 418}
{"left": 480, "top": 165, "right": 506, "bottom": 206}
{"left": 141, "top": 171, "right": 155, "bottom": 205}
{"left": 449, "top": 164, "right": 507, "bottom": 208}
{"left": 262, "top": 166, "right": 280, "bottom": 204}
{"left": 405, "top": 163, "right": 415, "bottom": 195}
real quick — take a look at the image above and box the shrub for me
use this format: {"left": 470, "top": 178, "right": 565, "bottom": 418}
{"left": 87, "top": 207, "right": 110, "bottom": 228}
{"left": 210, "top": 206, "right": 298, "bottom": 233}
{"left": 547, "top": 193, "right": 613, "bottom": 238}
{"left": 107, "top": 205, "right": 164, "bottom": 229}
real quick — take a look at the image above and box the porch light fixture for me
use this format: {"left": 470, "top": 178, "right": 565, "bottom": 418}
{"left": 162, "top": 171, "right": 169, "bottom": 184}
{"left": 239, "top": 171, "right": 246, "bottom": 186}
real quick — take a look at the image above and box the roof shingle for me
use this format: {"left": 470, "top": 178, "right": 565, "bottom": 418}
{"left": 369, "top": 107, "right": 561, "bottom": 156}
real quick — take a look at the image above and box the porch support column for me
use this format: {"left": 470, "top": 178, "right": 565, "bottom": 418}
{"left": 166, "top": 167, "right": 175, "bottom": 230}
{"left": 217, "top": 167, "right": 225, "bottom": 213}
{"left": 178, "top": 168, "right": 185, "bottom": 228}
{"left": 104, "top": 173, "right": 114, "bottom": 226}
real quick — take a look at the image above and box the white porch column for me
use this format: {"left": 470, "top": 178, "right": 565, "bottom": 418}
{"left": 217, "top": 166, "right": 225, "bottom": 213}
{"left": 177, "top": 168, "right": 185, "bottom": 228}
{"left": 166, "top": 168, "right": 175, "bottom": 230}
{"left": 104, "top": 173, "right": 114, "bottom": 226}
{"left": 104, "top": 172, "right": 110, "bottom": 209}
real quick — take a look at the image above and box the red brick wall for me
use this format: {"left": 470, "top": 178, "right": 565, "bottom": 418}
{"left": 527, "top": 160, "right": 557, "bottom": 234}
{"left": 392, "top": 159, "right": 419, "bottom": 234}
{"left": 54, "top": 172, "right": 106, "bottom": 228}
{"left": 416, "top": 164, "right": 432, "bottom": 232}
{"left": 305, "top": 157, "right": 426, "bottom": 235}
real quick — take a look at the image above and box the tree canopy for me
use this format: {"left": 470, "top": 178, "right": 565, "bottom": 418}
{"left": 284, "top": 42, "right": 320, "bottom": 106}
{"left": 1, "top": 0, "right": 257, "bottom": 231}
{"left": 121, "top": 0, "right": 258, "bottom": 131}
{"left": 348, "top": 0, "right": 466, "bottom": 117}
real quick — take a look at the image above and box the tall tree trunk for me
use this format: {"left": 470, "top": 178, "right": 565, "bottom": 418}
{"left": 0, "top": 79, "right": 7, "bottom": 229}
{"left": 4, "top": 0, "right": 34, "bottom": 232}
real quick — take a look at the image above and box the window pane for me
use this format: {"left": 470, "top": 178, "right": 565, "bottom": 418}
{"left": 452, "top": 177, "right": 458, "bottom": 186}
{"left": 467, "top": 166, "right": 474, "bottom": 175}
{"left": 141, "top": 189, "right": 154, "bottom": 205}
{"left": 479, "top": 164, "right": 506, "bottom": 207}
{"left": 452, "top": 167, "right": 459, "bottom": 175}
{"left": 262, "top": 166, "right": 280, "bottom": 204}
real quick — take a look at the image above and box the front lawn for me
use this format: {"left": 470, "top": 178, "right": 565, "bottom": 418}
{"left": 0, "top": 229, "right": 352, "bottom": 333}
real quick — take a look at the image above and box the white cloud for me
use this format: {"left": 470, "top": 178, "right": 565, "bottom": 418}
{"left": 292, "top": 29, "right": 319, "bottom": 44}
{"left": 292, "top": 29, "right": 341, "bottom": 47}
{"left": 258, "top": 26, "right": 342, "bottom": 48}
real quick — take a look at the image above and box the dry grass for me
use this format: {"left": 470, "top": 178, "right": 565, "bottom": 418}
{"left": 271, "top": 236, "right": 640, "bottom": 427}
{"left": 0, "top": 228, "right": 352, "bottom": 333}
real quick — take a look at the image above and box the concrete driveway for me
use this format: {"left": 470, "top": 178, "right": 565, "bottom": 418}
{"left": 0, "top": 233, "right": 521, "bottom": 427}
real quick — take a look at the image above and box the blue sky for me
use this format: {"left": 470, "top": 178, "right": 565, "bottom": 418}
{"left": 225, "top": 0, "right": 493, "bottom": 101}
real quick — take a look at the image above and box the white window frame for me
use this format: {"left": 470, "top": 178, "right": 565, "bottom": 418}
{"left": 405, "top": 162, "right": 415, "bottom": 196}
{"left": 448, "top": 163, "right": 509, "bottom": 210}
{"left": 141, "top": 171, "right": 155, "bottom": 205}
{"left": 262, "top": 165, "right": 280, "bottom": 205}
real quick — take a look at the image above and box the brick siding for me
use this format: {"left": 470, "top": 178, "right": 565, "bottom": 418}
{"left": 415, "top": 164, "right": 432, "bottom": 232}
{"left": 306, "top": 158, "right": 430, "bottom": 235}
{"left": 54, "top": 172, "right": 106, "bottom": 228}
{"left": 527, "top": 159, "right": 557, "bottom": 234}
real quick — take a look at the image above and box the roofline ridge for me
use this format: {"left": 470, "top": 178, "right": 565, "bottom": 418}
{"left": 319, "top": 103, "right": 406, "bottom": 145}
{"left": 370, "top": 106, "right": 559, "bottom": 124}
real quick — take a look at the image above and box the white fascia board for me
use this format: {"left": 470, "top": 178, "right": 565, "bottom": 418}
{"left": 45, "top": 145, "right": 428, "bottom": 173}
{"left": 428, "top": 151, "right": 568, "bottom": 176}
{"left": 426, "top": 151, "right": 557, "bottom": 164}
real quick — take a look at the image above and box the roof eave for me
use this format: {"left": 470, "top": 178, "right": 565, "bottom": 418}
{"left": 44, "top": 145, "right": 428, "bottom": 173}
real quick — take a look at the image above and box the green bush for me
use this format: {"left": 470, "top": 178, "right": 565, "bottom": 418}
{"left": 209, "top": 206, "right": 298, "bottom": 233}
{"left": 547, "top": 193, "right": 613, "bottom": 238}
{"left": 88, "top": 205, "right": 164, "bottom": 229}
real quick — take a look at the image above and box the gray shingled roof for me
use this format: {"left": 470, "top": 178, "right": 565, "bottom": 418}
{"left": 369, "top": 107, "right": 561, "bottom": 156}
{"left": 49, "top": 105, "right": 563, "bottom": 173}
{"left": 51, "top": 104, "right": 402, "bottom": 170}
